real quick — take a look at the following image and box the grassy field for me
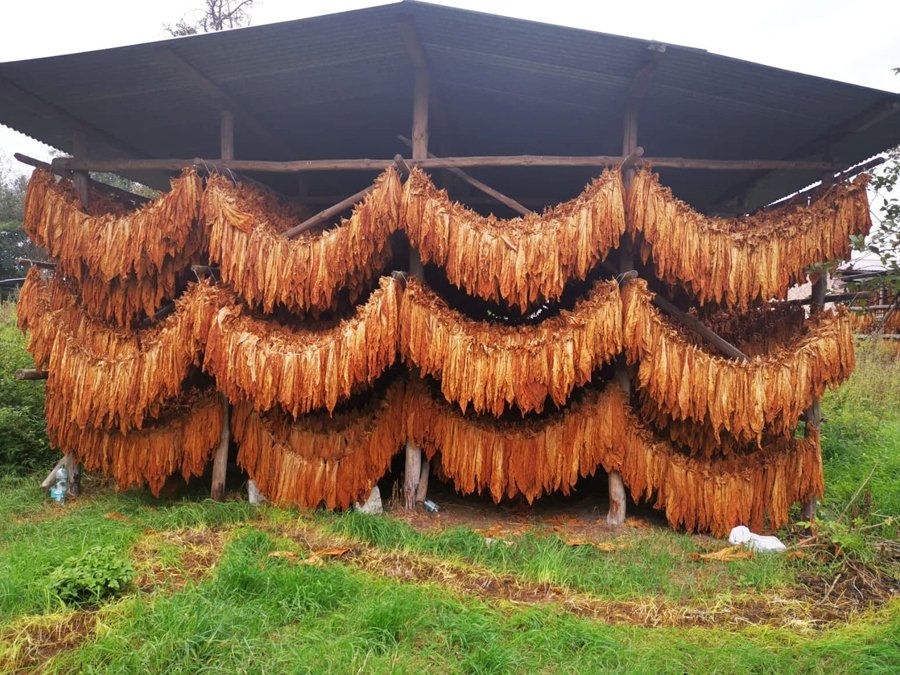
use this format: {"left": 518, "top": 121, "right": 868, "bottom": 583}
{"left": 0, "top": 309, "right": 898, "bottom": 673}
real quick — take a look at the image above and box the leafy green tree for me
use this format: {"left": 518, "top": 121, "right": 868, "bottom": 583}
{"left": 0, "top": 157, "right": 44, "bottom": 281}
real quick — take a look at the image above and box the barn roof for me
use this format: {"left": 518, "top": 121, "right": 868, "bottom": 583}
{"left": 1, "top": 0, "right": 898, "bottom": 212}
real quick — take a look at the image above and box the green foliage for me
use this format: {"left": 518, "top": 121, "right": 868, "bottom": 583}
{"left": 820, "top": 340, "right": 900, "bottom": 524}
{"left": 0, "top": 302, "right": 52, "bottom": 474}
{"left": 46, "top": 545, "right": 134, "bottom": 606}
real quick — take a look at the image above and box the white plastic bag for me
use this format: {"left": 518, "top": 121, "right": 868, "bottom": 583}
{"left": 728, "top": 525, "right": 786, "bottom": 553}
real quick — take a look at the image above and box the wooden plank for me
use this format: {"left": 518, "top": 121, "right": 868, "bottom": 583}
{"left": 53, "top": 155, "right": 845, "bottom": 174}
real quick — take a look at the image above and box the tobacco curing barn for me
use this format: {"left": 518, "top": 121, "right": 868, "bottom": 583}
{"left": 3, "top": 1, "right": 900, "bottom": 535}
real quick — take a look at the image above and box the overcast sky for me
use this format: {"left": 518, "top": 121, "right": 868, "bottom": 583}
{"left": 1, "top": 0, "right": 899, "bottom": 174}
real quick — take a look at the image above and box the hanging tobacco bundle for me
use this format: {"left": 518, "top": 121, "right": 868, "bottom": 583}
{"left": 623, "top": 280, "right": 855, "bottom": 441}
{"left": 406, "top": 379, "right": 823, "bottom": 535}
{"left": 18, "top": 268, "right": 222, "bottom": 432}
{"left": 696, "top": 301, "right": 806, "bottom": 357}
{"left": 612, "top": 392, "right": 824, "bottom": 536}
{"left": 233, "top": 379, "right": 406, "bottom": 510}
{"left": 46, "top": 388, "right": 223, "bottom": 497}
{"left": 627, "top": 168, "right": 872, "bottom": 309}
{"left": 400, "top": 277, "right": 622, "bottom": 415}
{"left": 637, "top": 392, "right": 781, "bottom": 459}
{"left": 204, "top": 168, "right": 401, "bottom": 314}
{"left": 204, "top": 276, "right": 402, "bottom": 416}
{"left": 402, "top": 168, "right": 626, "bottom": 310}
{"left": 23, "top": 168, "right": 204, "bottom": 282}
{"left": 70, "top": 261, "right": 190, "bottom": 327}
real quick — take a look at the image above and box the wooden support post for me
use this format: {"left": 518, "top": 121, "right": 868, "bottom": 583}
{"left": 64, "top": 453, "right": 81, "bottom": 498}
{"left": 402, "top": 28, "right": 431, "bottom": 510}
{"left": 211, "top": 395, "right": 230, "bottom": 502}
{"left": 404, "top": 441, "right": 422, "bottom": 510}
{"left": 248, "top": 479, "right": 265, "bottom": 505}
{"left": 72, "top": 132, "right": 90, "bottom": 210}
{"left": 801, "top": 170, "right": 835, "bottom": 523}
{"left": 220, "top": 110, "right": 235, "bottom": 161}
{"left": 415, "top": 459, "right": 430, "bottom": 504}
{"left": 607, "top": 95, "right": 643, "bottom": 527}
{"left": 41, "top": 457, "right": 66, "bottom": 490}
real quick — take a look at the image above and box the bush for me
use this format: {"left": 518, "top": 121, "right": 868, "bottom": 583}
{"left": 47, "top": 546, "right": 134, "bottom": 606}
{"left": 0, "top": 300, "right": 52, "bottom": 474}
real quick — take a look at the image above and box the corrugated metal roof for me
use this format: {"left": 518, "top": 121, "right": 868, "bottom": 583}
{"left": 1, "top": 0, "right": 898, "bottom": 211}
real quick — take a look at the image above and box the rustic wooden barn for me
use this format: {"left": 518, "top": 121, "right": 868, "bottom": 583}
{"left": 3, "top": 1, "right": 900, "bottom": 535}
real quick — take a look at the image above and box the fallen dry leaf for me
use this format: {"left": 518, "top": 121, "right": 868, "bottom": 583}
{"left": 104, "top": 511, "right": 131, "bottom": 522}
{"left": 625, "top": 518, "right": 653, "bottom": 530}
{"left": 564, "top": 538, "right": 625, "bottom": 552}
{"left": 694, "top": 545, "right": 754, "bottom": 562}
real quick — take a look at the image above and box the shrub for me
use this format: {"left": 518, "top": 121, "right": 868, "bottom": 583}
{"left": 47, "top": 546, "right": 135, "bottom": 606}
{"left": 0, "top": 300, "right": 52, "bottom": 474}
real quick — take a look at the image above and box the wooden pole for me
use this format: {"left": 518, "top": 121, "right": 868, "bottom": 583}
{"left": 220, "top": 110, "right": 235, "bottom": 161}
{"left": 40, "top": 457, "right": 66, "bottom": 490}
{"left": 402, "top": 34, "right": 431, "bottom": 510}
{"left": 14, "top": 368, "right": 48, "bottom": 380}
{"left": 403, "top": 440, "right": 422, "bottom": 510}
{"left": 651, "top": 294, "right": 751, "bottom": 361}
{"left": 72, "top": 132, "right": 90, "bottom": 210}
{"left": 15, "top": 153, "right": 150, "bottom": 205}
{"left": 51, "top": 155, "right": 845, "bottom": 174}
{"left": 211, "top": 395, "right": 230, "bottom": 501}
{"left": 283, "top": 184, "right": 376, "bottom": 239}
{"left": 607, "top": 97, "right": 643, "bottom": 527}
{"left": 801, "top": 170, "right": 835, "bottom": 523}
{"left": 248, "top": 479, "right": 265, "bottom": 505}
{"left": 398, "top": 135, "right": 530, "bottom": 216}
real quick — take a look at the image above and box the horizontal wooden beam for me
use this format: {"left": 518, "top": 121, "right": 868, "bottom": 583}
{"left": 53, "top": 155, "right": 844, "bottom": 174}
{"left": 15, "top": 368, "right": 48, "bottom": 380}
{"left": 398, "top": 135, "right": 530, "bottom": 216}
{"left": 15, "top": 153, "right": 150, "bottom": 206}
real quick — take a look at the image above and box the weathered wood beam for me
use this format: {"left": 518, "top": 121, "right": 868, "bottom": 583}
{"left": 15, "top": 153, "right": 150, "bottom": 206}
{"left": 652, "top": 292, "right": 751, "bottom": 361}
{"left": 398, "top": 135, "right": 531, "bottom": 216}
{"left": 714, "top": 99, "right": 900, "bottom": 208}
{"left": 211, "top": 395, "right": 230, "bottom": 502}
{"left": 52, "top": 155, "right": 844, "bottom": 174}
{"left": 220, "top": 110, "right": 235, "bottom": 161}
{"left": 153, "top": 46, "right": 286, "bottom": 157}
{"left": 15, "top": 257, "right": 56, "bottom": 270}
{"left": 760, "top": 156, "right": 885, "bottom": 213}
{"left": 283, "top": 184, "right": 377, "bottom": 238}
{"left": 72, "top": 131, "right": 90, "bottom": 209}
{"left": 15, "top": 369, "right": 48, "bottom": 380}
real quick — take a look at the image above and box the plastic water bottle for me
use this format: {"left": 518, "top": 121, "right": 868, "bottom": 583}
{"left": 50, "top": 465, "right": 68, "bottom": 504}
{"left": 423, "top": 499, "right": 439, "bottom": 513}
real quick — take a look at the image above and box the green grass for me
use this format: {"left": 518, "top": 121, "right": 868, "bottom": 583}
{"left": 820, "top": 340, "right": 900, "bottom": 524}
{"left": 317, "top": 510, "right": 795, "bottom": 602}
{"left": 31, "top": 528, "right": 900, "bottom": 674}
{"left": 1, "top": 306, "right": 898, "bottom": 671}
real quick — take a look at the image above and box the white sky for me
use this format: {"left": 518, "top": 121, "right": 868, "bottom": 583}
{"left": 1, "top": 0, "right": 899, "bottom": 174}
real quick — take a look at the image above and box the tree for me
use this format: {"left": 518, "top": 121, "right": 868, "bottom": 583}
{"left": 0, "top": 157, "right": 43, "bottom": 281}
{"left": 165, "top": 0, "right": 257, "bottom": 37}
